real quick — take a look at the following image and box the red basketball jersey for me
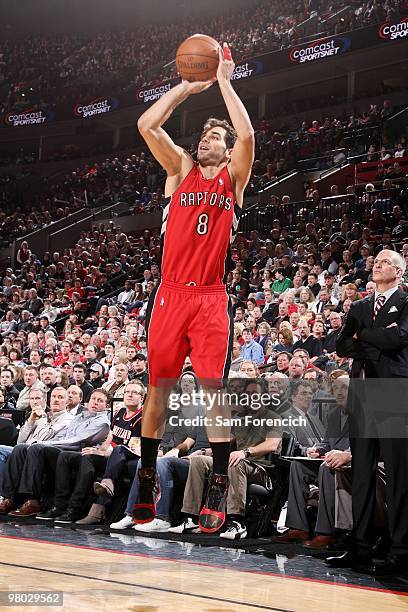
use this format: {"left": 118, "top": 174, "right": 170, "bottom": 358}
{"left": 160, "top": 162, "right": 239, "bottom": 286}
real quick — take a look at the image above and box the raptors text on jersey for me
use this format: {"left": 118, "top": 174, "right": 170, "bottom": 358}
{"left": 160, "top": 162, "right": 240, "bottom": 286}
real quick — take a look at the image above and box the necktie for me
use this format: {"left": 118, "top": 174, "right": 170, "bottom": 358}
{"left": 374, "top": 294, "right": 386, "bottom": 318}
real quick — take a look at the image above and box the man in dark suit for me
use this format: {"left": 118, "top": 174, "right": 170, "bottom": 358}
{"left": 327, "top": 249, "right": 408, "bottom": 575}
{"left": 273, "top": 374, "right": 350, "bottom": 547}
{"left": 262, "top": 289, "right": 278, "bottom": 324}
{"left": 280, "top": 380, "right": 324, "bottom": 454}
{"left": 322, "top": 311, "right": 343, "bottom": 354}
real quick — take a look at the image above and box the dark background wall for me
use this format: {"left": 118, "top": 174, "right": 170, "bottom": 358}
{"left": 1, "top": 0, "right": 257, "bottom": 34}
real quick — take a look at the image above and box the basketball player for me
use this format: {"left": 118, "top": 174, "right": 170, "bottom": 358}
{"left": 133, "top": 42, "right": 254, "bottom": 533}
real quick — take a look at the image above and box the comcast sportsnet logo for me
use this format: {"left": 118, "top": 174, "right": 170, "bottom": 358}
{"left": 74, "top": 96, "right": 119, "bottom": 119}
{"left": 4, "top": 109, "right": 54, "bottom": 127}
{"left": 136, "top": 83, "right": 173, "bottom": 104}
{"left": 230, "top": 60, "right": 263, "bottom": 81}
{"left": 379, "top": 18, "right": 408, "bottom": 40}
{"left": 290, "top": 36, "right": 351, "bottom": 63}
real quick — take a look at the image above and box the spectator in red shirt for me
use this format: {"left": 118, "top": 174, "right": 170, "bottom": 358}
{"left": 54, "top": 340, "right": 73, "bottom": 367}
{"left": 67, "top": 279, "right": 85, "bottom": 300}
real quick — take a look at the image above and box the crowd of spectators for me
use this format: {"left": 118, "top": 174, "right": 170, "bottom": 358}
{"left": 0, "top": 180, "right": 407, "bottom": 541}
{"left": 0, "top": 152, "right": 167, "bottom": 245}
{"left": 1, "top": 93, "right": 406, "bottom": 245}
{"left": 250, "top": 99, "right": 407, "bottom": 187}
{"left": 1, "top": 0, "right": 404, "bottom": 115}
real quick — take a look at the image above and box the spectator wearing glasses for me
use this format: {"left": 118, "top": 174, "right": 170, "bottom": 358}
{"left": 36, "top": 381, "right": 145, "bottom": 524}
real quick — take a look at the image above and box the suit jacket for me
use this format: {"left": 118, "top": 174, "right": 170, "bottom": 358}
{"left": 316, "top": 406, "right": 350, "bottom": 455}
{"left": 280, "top": 404, "right": 324, "bottom": 456}
{"left": 336, "top": 289, "right": 408, "bottom": 378}
{"left": 263, "top": 302, "right": 278, "bottom": 324}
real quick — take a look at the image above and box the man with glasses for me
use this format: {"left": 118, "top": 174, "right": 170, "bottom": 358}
{"left": 322, "top": 312, "right": 343, "bottom": 354}
{"left": 36, "top": 381, "right": 145, "bottom": 524}
{"left": 0, "top": 387, "right": 73, "bottom": 487}
{"left": 327, "top": 249, "right": 408, "bottom": 576}
{"left": 0, "top": 387, "right": 108, "bottom": 517}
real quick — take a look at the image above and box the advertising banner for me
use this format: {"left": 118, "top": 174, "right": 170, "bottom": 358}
{"left": 136, "top": 80, "right": 178, "bottom": 104}
{"left": 289, "top": 36, "right": 352, "bottom": 64}
{"left": 378, "top": 16, "right": 408, "bottom": 40}
{"left": 283, "top": 17, "right": 408, "bottom": 69}
{"left": 73, "top": 96, "right": 119, "bottom": 119}
{"left": 3, "top": 109, "right": 55, "bottom": 127}
{"left": 135, "top": 59, "right": 264, "bottom": 105}
{"left": 230, "top": 58, "right": 264, "bottom": 80}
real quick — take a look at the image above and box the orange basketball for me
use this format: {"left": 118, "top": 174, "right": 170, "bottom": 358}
{"left": 176, "top": 34, "right": 220, "bottom": 82}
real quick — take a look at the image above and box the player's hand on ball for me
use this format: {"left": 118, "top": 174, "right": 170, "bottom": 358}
{"left": 217, "top": 43, "right": 235, "bottom": 82}
{"left": 182, "top": 79, "right": 216, "bottom": 95}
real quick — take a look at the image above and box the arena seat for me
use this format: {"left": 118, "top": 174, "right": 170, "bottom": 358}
{"left": 0, "top": 417, "right": 18, "bottom": 446}
{"left": 245, "top": 433, "right": 294, "bottom": 537}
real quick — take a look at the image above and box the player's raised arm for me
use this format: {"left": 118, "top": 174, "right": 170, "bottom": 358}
{"left": 216, "top": 43, "right": 255, "bottom": 204}
{"left": 137, "top": 80, "right": 214, "bottom": 176}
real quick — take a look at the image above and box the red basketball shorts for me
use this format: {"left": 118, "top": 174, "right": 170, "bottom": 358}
{"left": 146, "top": 280, "right": 233, "bottom": 387}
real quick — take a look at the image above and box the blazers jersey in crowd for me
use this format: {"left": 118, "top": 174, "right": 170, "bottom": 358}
{"left": 111, "top": 406, "right": 143, "bottom": 446}
{"left": 160, "top": 162, "right": 239, "bottom": 286}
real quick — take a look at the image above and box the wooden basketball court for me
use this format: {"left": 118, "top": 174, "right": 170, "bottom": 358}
{"left": 1, "top": 530, "right": 407, "bottom": 611}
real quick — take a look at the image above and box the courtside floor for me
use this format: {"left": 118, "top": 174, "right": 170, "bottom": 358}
{"left": 0, "top": 523, "right": 407, "bottom": 611}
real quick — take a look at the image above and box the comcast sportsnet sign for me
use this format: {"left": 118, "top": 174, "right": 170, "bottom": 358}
{"left": 73, "top": 96, "right": 119, "bottom": 119}
{"left": 379, "top": 17, "right": 408, "bottom": 40}
{"left": 4, "top": 109, "right": 54, "bottom": 127}
{"left": 290, "top": 36, "right": 351, "bottom": 63}
{"left": 231, "top": 59, "right": 263, "bottom": 81}
{"left": 136, "top": 83, "right": 174, "bottom": 104}
{"left": 136, "top": 59, "right": 264, "bottom": 105}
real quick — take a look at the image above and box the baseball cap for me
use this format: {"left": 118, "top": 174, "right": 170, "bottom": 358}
{"left": 89, "top": 363, "right": 103, "bottom": 375}
{"left": 134, "top": 353, "right": 147, "bottom": 361}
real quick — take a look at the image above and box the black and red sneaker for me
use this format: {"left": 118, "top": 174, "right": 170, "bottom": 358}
{"left": 198, "top": 473, "right": 229, "bottom": 533}
{"left": 132, "top": 467, "right": 161, "bottom": 524}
